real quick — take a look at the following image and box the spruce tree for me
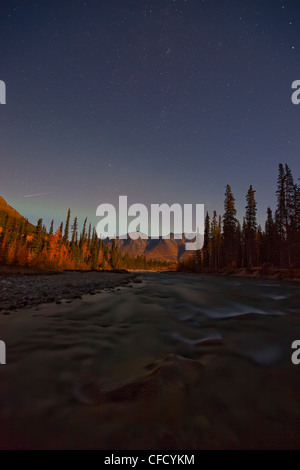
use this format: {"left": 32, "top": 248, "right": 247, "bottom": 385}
{"left": 211, "top": 211, "right": 220, "bottom": 270}
{"left": 285, "top": 164, "right": 295, "bottom": 230}
{"left": 49, "top": 220, "right": 54, "bottom": 236}
{"left": 31, "top": 218, "right": 44, "bottom": 255}
{"left": 295, "top": 183, "right": 300, "bottom": 232}
{"left": 264, "top": 207, "right": 277, "bottom": 266}
{"left": 63, "top": 209, "right": 71, "bottom": 245}
{"left": 285, "top": 164, "right": 296, "bottom": 267}
{"left": 79, "top": 217, "right": 87, "bottom": 250}
{"left": 203, "top": 212, "right": 211, "bottom": 268}
{"left": 71, "top": 217, "right": 78, "bottom": 256}
{"left": 223, "top": 185, "right": 238, "bottom": 267}
{"left": 245, "top": 185, "right": 257, "bottom": 267}
{"left": 275, "top": 163, "right": 286, "bottom": 246}
{"left": 87, "top": 223, "right": 92, "bottom": 250}
{"left": 91, "top": 228, "right": 99, "bottom": 269}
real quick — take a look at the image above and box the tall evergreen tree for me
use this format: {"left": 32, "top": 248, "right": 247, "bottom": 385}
{"left": 275, "top": 163, "right": 286, "bottom": 239}
{"left": 223, "top": 185, "right": 238, "bottom": 267}
{"left": 285, "top": 164, "right": 296, "bottom": 267}
{"left": 264, "top": 207, "right": 277, "bottom": 266}
{"left": 71, "top": 217, "right": 78, "bottom": 251}
{"left": 245, "top": 185, "right": 257, "bottom": 267}
{"left": 63, "top": 209, "right": 71, "bottom": 245}
{"left": 275, "top": 164, "right": 286, "bottom": 266}
{"left": 49, "top": 220, "right": 54, "bottom": 236}
{"left": 211, "top": 210, "right": 221, "bottom": 270}
{"left": 87, "top": 223, "right": 92, "bottom": 250}
{"left": 203, "top": 212, "right": 211, "bottom": 267}
{"left": 285, "top": 164, "right": 295, "bottom": 230}
{"left": 91, "top": 227, "right": 99, "bottom": 269}
{"left": 295, "top": 183, "right": 300, "bottom": 232}
{"left": 79, "top": 217, "right": 87, "bottom": 249}
{"left": 31, "top": 218, "right": 44, "bottom": 255}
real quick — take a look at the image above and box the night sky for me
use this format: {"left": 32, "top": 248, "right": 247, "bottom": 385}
{"left": 0, "top": 0, "right": 300, "bottom": 232}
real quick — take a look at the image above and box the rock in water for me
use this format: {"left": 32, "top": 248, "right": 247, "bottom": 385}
{"left": 75, "top": 354, "right": 203, "bottom": 406}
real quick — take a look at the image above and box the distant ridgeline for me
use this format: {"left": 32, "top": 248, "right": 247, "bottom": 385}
{"left": 0, "top": 163, "right": 299, "bottom": 272}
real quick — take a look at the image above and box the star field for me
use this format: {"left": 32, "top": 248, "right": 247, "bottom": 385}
{"left": 0, "top": 0, "right": 299, "bottom": 229}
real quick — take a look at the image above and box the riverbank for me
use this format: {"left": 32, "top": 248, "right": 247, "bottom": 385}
{"left": 219, "top": 267, "right": 300, "bottom": 283}
{"left": 0, "top": 271, "right": 140, "bottom": 312}
{"left": 177, "top": 266, "right": 300, "bottom": 283}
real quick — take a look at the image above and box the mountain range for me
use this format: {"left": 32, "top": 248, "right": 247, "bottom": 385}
{"left": 0, "top": 197, "right": 203, "bottom": 262}
{"left": 108, "top": 232, "right": 204, "bottom": 262}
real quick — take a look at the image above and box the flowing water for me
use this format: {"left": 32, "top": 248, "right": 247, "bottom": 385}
{"left": 1, "top": 273, "right": 300, "bottom": 449}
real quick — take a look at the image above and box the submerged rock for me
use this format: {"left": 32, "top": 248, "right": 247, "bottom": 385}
{"left": 75, "top": 354, "right": 203, "bottom": 406}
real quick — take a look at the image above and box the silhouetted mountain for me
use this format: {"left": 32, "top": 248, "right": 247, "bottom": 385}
{"left": 107, "top": 232, "right": 204, "bottom": 262}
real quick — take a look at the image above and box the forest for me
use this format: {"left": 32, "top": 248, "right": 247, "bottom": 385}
{"left": 178, "top": 163, "right": 300, "bottom": 274}
{"left": 0, "top": 163, "right": 299, "bottom": 274}
{"left": 0, "top": 207, "right": 171, "bottom": 271}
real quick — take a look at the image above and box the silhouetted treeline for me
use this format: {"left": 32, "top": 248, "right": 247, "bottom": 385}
{"left": 0, "top": 212, "right": 170, "bottom": 271}
{"left": 178, "top": 163, "right": 300, "bottom": 273}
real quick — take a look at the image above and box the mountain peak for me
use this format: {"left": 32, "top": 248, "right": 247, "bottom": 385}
{"left": 0, "top": 196, "right": 35, "bottom": 232}
{"left": 0, "top": 196, "right": 23, "bottom": 220}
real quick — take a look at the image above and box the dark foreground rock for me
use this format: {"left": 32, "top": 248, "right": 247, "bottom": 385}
{"left": 76, "top": 354, "right": 203, "bottom": 405}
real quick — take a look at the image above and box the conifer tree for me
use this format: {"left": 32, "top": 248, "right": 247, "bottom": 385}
{"left": 31, "top": 218, "right": 44, "bottom": 255}
{"left": 203, "top": 212, "right": 211, "bottom": 267}
{"left": 70, "top": 217, "right": 78, "bottom": 261}
{"left": 264, "top": 207, "right": 277, "bottom": 266}
{"left": 285, "top": 164, "right": 295, "bottom": 230}
{"left": 87, "top": 223, "right": 92, "bottom": 250}
{"left": 295, "top": 183, "right": 300, "bottom": 232}
{"left": 223, "top": 185, "right": 238, "bottom": 267}
{"left": 79, "top": 217, "right": 87, "bottom": 250}
{"left": 63, "top": 209, "right": 71, "bottom": 245}
{"left": 275, "top": 163, "right": 286, "bottom": 247}
{"left": 211, "top": 210, "right": 220, "bottom": 270}
{"left": 49, "top": 220, "right": 54, "bottom": 236}
{"left": 245, "top": 185, "right": 257, "bottom": 267}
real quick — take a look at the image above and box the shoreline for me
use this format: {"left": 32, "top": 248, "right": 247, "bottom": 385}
{"left": 0, "top": 271, "right": 140, "bottom": 313}
{"left": 213, "top": 268, "right": 300, "bottom": 283}
{"left": 1, "top": 265, "right": 299, "bottom": 314}
{"left": 175, "top": 267, "right": 300, "bottom": 283}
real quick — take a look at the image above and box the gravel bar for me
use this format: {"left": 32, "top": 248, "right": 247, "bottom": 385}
{"left": 0, "top": 271, "right": 140, "bottom": 312}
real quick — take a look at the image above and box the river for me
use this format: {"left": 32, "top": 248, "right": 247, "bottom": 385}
{"left": 0, "top": 273, "right": 300, "bottom": 449}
